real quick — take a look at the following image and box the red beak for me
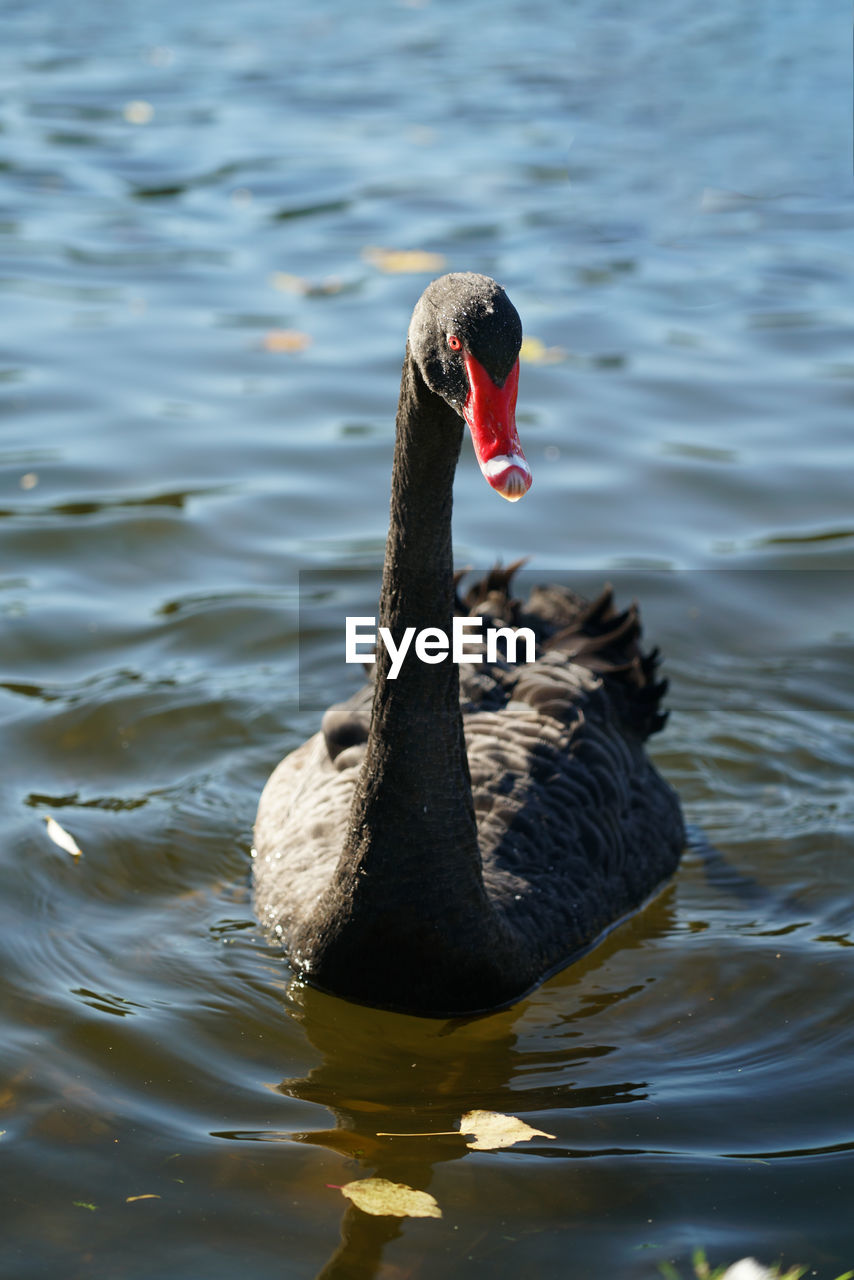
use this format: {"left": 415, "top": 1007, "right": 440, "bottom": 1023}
{"left": 461, "top": 352, "right": 532, "bottom": 502}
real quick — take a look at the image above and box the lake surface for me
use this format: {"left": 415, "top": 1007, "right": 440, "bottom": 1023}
{"left": 1, "top": 1, "right": 852, "bottom": 1277}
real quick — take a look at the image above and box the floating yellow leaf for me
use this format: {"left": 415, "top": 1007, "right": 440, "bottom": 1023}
{"left": 362, "top": 247, "right": 446, "bottom": 275}
{"left": 376, "top": 1110, "right": 556, "bottom": 1151}
{"left": 262, "top": 329, "right": 312, "bottom": 353}
{"left": 459, "top": 1110, "right": 555, "bottom": 1151}
{"left": 123, "top": 100, "right": 154, "bottom": 125}
{"left": 44, "top": 815, "right": 82, "bottom": 858}
{"left": 270, "top": 272, "right": 312, "bottom": 295}
{"left": 337, "top": 1177, "right": 441, "bottom": 1219}
{"left": 270, "top": 272, "right": 344, "bottom": 297}
{"left": 126, "top": 1194, "right": 161, "bottom": 1203}
{"left": 519, "top": 336, "right": 566, "bottom": 365}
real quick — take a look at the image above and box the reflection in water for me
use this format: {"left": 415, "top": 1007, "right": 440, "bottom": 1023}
{"left": 258, "top": 901, "right": 680, "bottom": 1280}
{"left": 314, "top": 1207, "right": 402, "bottom": 1280}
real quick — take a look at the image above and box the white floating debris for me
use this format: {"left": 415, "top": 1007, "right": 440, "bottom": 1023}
{"left": 44, "top": 815, "right": 83, "bottom": 858}
{"left": 720, "top": 1262, "right": 776, "bottom": 1280}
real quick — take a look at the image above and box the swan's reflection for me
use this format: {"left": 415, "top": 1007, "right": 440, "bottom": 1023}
{"left": 270, "top": 887, "right": 677, "bottom": 1280}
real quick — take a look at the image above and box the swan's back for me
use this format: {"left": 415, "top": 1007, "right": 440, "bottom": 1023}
{"left": 459, "top": 573, "right": 681, "bottom": 967}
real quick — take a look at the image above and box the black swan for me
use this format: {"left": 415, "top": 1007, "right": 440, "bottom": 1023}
{"left": 254, "top": 272, "right": 684, "bottom": 1016}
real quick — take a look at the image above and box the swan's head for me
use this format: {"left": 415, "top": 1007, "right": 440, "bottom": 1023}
{"left": 408, "top": 273, "right": 531, "bottom": 502}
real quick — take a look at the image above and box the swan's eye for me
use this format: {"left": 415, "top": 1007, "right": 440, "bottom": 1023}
{"left": 447, "top": 334, "right": 462, "bottom": 352}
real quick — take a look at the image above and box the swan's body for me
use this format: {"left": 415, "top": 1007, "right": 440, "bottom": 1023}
{"left": 254, "top": 273, "right": 684, "bottom": 1016}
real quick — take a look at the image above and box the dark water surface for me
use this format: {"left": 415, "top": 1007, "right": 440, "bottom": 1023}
{"left": 1, "top": 2, "right": 853, "bottom": 1277}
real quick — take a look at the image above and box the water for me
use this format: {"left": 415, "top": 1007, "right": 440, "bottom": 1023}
{"left": 1, "top": 1, "right": 852, "bottom": 1276}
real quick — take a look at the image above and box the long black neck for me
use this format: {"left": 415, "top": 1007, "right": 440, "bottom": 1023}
{"left": 343, "top": 349, "right": 482, "bottom": 885}
{"left": 298, "top": 351, "right": 521, "bottom": 1013}
{"left": 296, "top": 348, "right": 530, "bottom": 1014}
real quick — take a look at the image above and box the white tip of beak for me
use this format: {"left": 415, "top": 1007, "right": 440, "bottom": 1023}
{"left": 480, "top": 453, "right": 533, "bottom": 502}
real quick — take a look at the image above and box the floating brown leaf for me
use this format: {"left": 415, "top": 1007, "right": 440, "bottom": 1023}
{"left": 459, "top": 1109, "right": 555, "bottom": 1151}
{"left": 44, "top": 815, "right": 82, "bottom": 858}
{"left": 337, "top": 1177, "right": 441, "bottom": 1219}
{"left": 263, "top": 329, "right": 312, "bottom": 353}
